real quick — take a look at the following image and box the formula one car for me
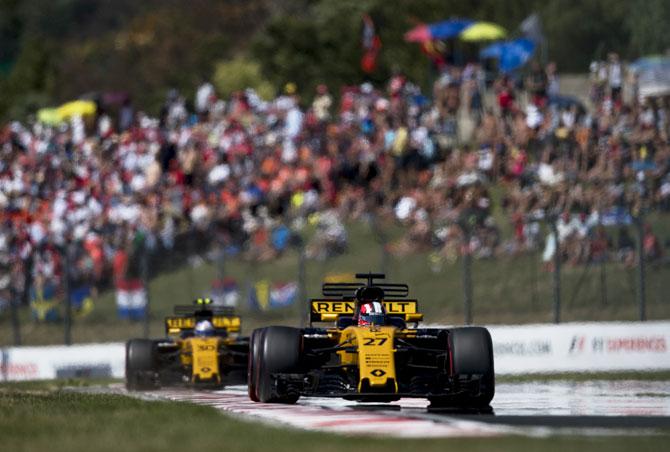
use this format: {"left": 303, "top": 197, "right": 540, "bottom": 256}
{"left": 248, "top": 274, "right": 494, "bottom": 408}
{"left": 125, "top": 298, "right": 248, "bottom": 390}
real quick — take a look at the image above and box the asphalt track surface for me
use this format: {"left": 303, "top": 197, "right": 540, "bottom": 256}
{"left": 103, "top": 380, "right": 670, "bottom": 437}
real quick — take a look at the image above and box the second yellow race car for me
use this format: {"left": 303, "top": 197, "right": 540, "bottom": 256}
{"left": 126, "top": 298, "right": 248, "bottom": 390}
{"left": 248, "top": 273, "right": 494, "bottom": 409}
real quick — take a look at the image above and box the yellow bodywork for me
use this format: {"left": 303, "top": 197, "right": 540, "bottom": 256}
{"left": 338, "top": 326, "right": 398, "bottom": 392}
{"left": 180, "top": 337, "right": 222, "bottom": 383}
{"left": 162, "top": 300, "right": 242, "bottom": 386}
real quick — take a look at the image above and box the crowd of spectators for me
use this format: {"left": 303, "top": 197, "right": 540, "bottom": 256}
{"left": 1, "top": 54, "right": 669, "bottom": 314}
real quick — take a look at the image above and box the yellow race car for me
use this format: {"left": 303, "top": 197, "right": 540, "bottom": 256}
{"left": 126, "top": 298, "right": 248, "bottom": 390}
{"left": 248, "top": 273, "right": 494, "bottom": 409}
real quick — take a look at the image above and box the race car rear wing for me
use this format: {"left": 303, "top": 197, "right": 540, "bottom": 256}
{"left": 309, "top": 299, "right": 423, "bottom": 323}
{"left": 164, "top": 314, "right": 241, "bottom": 336}
{"left": 166, "top": 299, "right": 240, "bottom": 336}
{"left": 322, "top": 282, "right": 409, "bottom": 299}
{"left": 173, "top": 304, "right": 235, "bottom": 315}
{"left": 311, "top": 273, "right": 423, "bottom": 324}
{"left": 321, "top": 273, "right": 408, "bottom": 299}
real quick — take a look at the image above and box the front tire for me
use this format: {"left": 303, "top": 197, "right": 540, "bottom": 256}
{"left": 256, "top": 326, "right": 302, "bottom": 403}
{"left": 248, "top": 328, "right": 265, "bottom": 402}
{"left": 431, "top": 327, "right": 494, "bottom": 408}
{"left": 125, "top": 339, "right": 159, "bottom": 390}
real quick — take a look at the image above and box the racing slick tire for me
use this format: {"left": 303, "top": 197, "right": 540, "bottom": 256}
{"left": 125, "top": 339, "right": 159, "bottom": 391}
{"left": 430, "top": 327, "right": 494, "bottom": 409}
{"left": 248, "top": 328, "right": 266, "bottom": 402}
{"left": 256, "top": 326, "right": 302, "bottom": 404}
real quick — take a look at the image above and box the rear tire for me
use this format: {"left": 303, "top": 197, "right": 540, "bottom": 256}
{"left": 256, "top": 326, "right": 302, "bottom": 403}
{"left": 125, "top": 339, "right": 159, "bottom": 390}
{"left": 431, "top": 327, "right": 494, "bottom": 408}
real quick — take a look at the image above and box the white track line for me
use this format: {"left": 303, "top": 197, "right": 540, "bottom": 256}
{"left": 115, "top": 384, "right": 516, "bottom": 438}
{"left": 92, "top": 384, "right": 662, "bottom": 438}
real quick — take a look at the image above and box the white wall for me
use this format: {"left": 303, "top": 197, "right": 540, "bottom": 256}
{"left": 1, "top": 321, "right": 669, "bottom": 381}
{"left": 485, "top": 321, "right": 670, "bottom": 374}
{"left": 0, "top": 343, "right": 125, "bottom": 381}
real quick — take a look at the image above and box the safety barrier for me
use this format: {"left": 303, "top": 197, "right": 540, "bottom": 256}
{"left": 484, "top": 321, "right": 670, "bottom": 374}
{"left": 1, "top": 321, "right": 669, "bottom": 381}
{"left": 0, "top": 343, "right": 125, "bottom": 381}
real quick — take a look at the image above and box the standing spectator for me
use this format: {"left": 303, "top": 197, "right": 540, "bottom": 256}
{"left": 643, "top": 224, "right": 663, "bottom": 261}
{"left": 590, "top": 60, "right": 608, "bottom": 105}
{"left": 526, "top": 61, "right": 548, "bottom": 107}
{"left": 617, "top": 227, "right": 636, "bottom": 267}
{"left": 496, "top": 75, "right": 516, "bottom": 117}
{"left": 118, "top": 97, "right": 134, "bottom": 132}
{"left": 282, "top": 84, "right": 304, "bottom": 163}
{"left": 312, "top": 84, "right": 332, "bottom": 123}
{"left": 195, "top": 81, "right": 215, "bottom": 117}
{"left": 608, "top": 53, "right": 623, "bottom": 106}
{"left": 546, "top": 61, "right": 560, "bottom": 98}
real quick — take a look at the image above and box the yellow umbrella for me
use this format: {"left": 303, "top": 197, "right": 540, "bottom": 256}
{"left": 56, "top": 100, "right": 96, "bottom": 120}
{"left": 37, "top": 108, "right": 61, "bottom": 125}
{"left": 37, "top": 100, "right": 97, "bottom": 125}
{"left": 460, "top": 22, "right": 507, "bottom": 42}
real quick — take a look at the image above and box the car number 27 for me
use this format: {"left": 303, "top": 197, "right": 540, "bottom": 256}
{"left": 362, "top": 337, "right": 387, "bottom": 346}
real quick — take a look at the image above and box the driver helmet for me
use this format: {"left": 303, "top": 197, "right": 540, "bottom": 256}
{"left": 194, "top": 319, "right": 215, "bottom": 337}
{"left": 358, "top": 301, "right": 386, "bottom": 326}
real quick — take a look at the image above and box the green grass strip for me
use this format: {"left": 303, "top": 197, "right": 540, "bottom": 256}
{"left": 0, "top": 385, "right": 669, "bottom": 452}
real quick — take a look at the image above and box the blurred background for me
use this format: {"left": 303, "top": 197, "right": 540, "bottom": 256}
{"left": 2, "top": 0, "right": 670, "bottom": 346}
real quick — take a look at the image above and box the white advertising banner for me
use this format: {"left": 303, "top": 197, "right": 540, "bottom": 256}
{"left": 1, "top": 321, "right": 669, "bottom": 381}
{"left": 0, "top": 343, "right": 125, "bottom": 381}
{"left": 486, "top": 321, "right": 670, "bottom": 374}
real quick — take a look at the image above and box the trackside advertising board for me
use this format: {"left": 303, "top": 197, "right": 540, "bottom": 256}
{"left": 1, "top": 322, "right": 669, "bottom": 381}
{"left": 484, "top": 321, "right": 670, "bottom": 374}
{"left": 0, "top": 343, "right": 125, "bottom": 381}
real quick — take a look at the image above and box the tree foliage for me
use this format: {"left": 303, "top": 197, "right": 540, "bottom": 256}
{"left": 1, "top": 0, "right": 670, "bottom": 121}
{"left": 0, "top": 0, "right": 271, "bottom": 119}
{"left": 626, "top": 0, "right": 670, "bottom": 58}
{"left": 251, "top": 0, "right": 647, "bottom": 99}
{"left": 213, "top": 56, "right": 275, "bottom": 100}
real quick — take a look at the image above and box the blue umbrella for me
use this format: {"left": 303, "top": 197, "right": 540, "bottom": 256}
{"left": 481, "top": 38, "right": 535, "bottom": 72}
{"left": 630, "top": 56, "right": 670, "bottom": 98}
{"left": 629, "top": 55, "right": 670, "bottom": 72}
{"left": 480, "top": 41, "right": 505, "bottom": 59}
{"left": 428, "top": 19, "right": 474, "bottom": 40}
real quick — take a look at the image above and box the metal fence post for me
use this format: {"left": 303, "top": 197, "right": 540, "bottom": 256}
{"left": 218, "top": 238, "right": 226, "bottom": 282}
{"left": 22, "top": 255, "right": 33, "bottom": 307}
{"left": 288, "top": 232, "right": 308, "bottom": 326}
{"left": 187, "top": 230, "right": 195, "bottom": 295}
{"left": 462, "top": 249, "right": 473, "bottom": 325}
{"left": 371, "top": 214, "right": 389, "bottom": 276}
{"left": 458, "top": 217, "right": 474, "bottom": 325}
{"left": 9, "top": 284, "right": 21, "bottom": 346}
{"left": 297, "top": 238, "right": 307, "bottom": 328}
{"left": 635, "top": 217, "right": 647, "bottom": 321}
{"left": 550, "top": 218, "right": 561, "bottom": 324}
{"left": 63, "top": 244, "right": 72, "bottom": 346}
{"left": 600, "top": 259, "right": 608, "bottom": 306}
{"left": 530, "top": 248, "right": 539, "bottom": 308}
{"left": 141, "top": 240, "right": 151, "bottom": 338}
{"left": 380, "top": 237, "right": 389, "bottom": 276}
